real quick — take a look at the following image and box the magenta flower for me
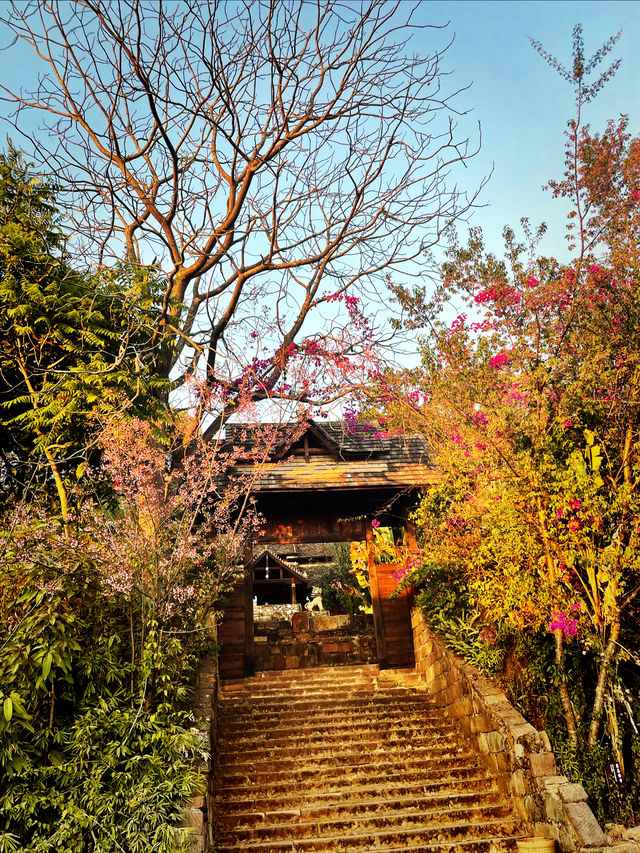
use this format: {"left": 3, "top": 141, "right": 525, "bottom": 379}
{"left": 392, "top": 564, "right": 413, "bottom": 584}
{"left": 488, "top": 352, "right": 510, "bottom": 369}
{"left": 371, "top": 519, "right": 380, "bottom": 528}
{"left": 549, "top": 611, "right": 578, "bottom": 637}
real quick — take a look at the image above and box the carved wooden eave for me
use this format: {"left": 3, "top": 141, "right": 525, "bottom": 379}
{"left": 246, "top": 548, "right": 309, "bottom": 585}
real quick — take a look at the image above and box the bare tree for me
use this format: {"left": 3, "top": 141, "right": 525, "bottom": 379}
{"left": 1, "top": 0, "right": 480, "bottom": 424}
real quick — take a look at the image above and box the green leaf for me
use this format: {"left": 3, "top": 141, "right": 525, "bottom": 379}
{"left": 48, "top": 750, "right": 64, "bottom": 767}
{"left": 3, "top": 697, "right": 13, "bottom": 721}
{"left": 587, "top": 443, "right": 603, "bottom": 472}
{"left": 42, "top": 651, "right": 53, "bottom": 680}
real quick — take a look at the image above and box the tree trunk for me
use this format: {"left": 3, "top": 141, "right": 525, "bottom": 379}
{"left": 19, "top": 365, "right": 71, "bottom": 528}
{"left": 588, "top": 614, "right": 621, "bottom": 749}
{"left": 554, "top": 628, "right": 579, "bottom": 745}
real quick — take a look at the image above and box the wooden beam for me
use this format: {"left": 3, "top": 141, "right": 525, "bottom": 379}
{"left": 367, "top": 525, "right": 388, "bottom": 669}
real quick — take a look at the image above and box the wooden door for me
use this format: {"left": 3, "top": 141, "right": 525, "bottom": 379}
{"left": 367, "top": 528, "right": 415, "bottom": 669}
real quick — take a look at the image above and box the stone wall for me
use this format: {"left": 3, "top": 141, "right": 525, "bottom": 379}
{"left": 254, "top": 611, "right": 376, "bottom": 671}
{"left": 179, "top": 652, "right": 219, "bottom": 853}
{"left": 411, "top": 608, "right": 638, "bottom": 853}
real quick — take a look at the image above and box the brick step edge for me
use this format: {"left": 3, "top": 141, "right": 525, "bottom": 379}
{"left": 216, "top": 804, "right": 516, "bottom": 842}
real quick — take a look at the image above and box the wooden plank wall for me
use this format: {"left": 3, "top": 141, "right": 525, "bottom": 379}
{"left": 260, "top": 512, "right": 367, "bottom": 544}
{"left": 217, "top": 572, "right": 254, "bottom": 680}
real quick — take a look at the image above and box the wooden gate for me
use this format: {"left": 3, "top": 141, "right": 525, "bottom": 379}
{"left": 218, "top": 526, "right": 417, "bottom": 678}
{"left": 366, "top": 527, "right": 415, "bottom": 670}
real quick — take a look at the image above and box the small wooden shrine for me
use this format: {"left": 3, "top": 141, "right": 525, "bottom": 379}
{"left": 217, "top": 420, "right": 438, "bottom": 679}
{"left": 248, "top": 549, "right": 310, "bottom": 605}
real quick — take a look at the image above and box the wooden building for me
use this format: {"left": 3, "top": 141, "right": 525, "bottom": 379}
{"left": 248, "top": 549, "right": 310, "bottom": 605}
{"left": 217, "top": 420, "right": 438, "bottom": 679}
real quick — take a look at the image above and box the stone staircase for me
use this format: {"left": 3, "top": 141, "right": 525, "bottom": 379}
{"left": 213, "top": 663, "right": 530, "bottom": 852}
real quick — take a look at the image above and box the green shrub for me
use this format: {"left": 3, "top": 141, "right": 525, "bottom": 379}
{"left": 0, "top": 537, "right": 207, "bottom": 852}
{"left": 318, "top": 543, "right": 370, "bottom": 615}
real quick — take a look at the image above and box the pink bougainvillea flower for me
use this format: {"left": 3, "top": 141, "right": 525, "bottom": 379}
{"left": 488, "top": 352, "right": 510, "bottom": 369}
{"left": 392, "top": 563, "right": 414, "bottom": 584}
{"left": 371, "top": 519, "right": 380, "bottom": 528}
{"left": 549, "top": 612, "right": 578, "bottom": 637}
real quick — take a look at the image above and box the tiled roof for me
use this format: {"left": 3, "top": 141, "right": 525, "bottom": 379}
{"left": 228, "top": 421, "right": 437, "bottom": 492}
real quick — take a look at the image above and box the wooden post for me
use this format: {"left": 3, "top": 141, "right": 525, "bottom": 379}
{"left": 367, "top": 525, "right": 388, "bottom": 669}
{"left": 291, "top": 580, "right": 297, "bottom": 604}
{"left": 243, "top": 566, "right": 255, "bottom": 677}
{"left": 404, "top": 519, "right": 419, "bottom": 607}
{"left": 405, "top": 519, "right": 419, "bottom": 552}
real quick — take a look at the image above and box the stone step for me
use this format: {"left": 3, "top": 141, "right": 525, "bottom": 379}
{"left": 217, "top": 835, "right": 522, "bottom": 853}
{"left": 216, "top": 787, "right": 504, "bottom": 826}
{"left": 216, "top": 753, "right": 485, "bottom": 788}
{"left": 217, "top": 740, "right": 475, "bottom": 771}
{"left": 220, "top": 701, "right": 445, "bottom": 724}
{"left": 219, "top": 672, "right": 421, "bottom": 690}
{"left": 213, "top": 663, "right": 526, "bottom": 851}
{"left": 219, "top": 709, "right": 451, "bottom": 738}
{"left": 220, "top": 682, "right": 435, "bottom": 707}
{"left": 220, "top": 664, "right": 381, "bottom": 687}
{"left": 218, "top": 804, "right": 515, "bottom": 844}
{"left": 217, "top": 816, "right": 523, "bottom": 850}
{"left": 217, "top": 723, "right": 465, "bottom": 750}
{"left": 220, "top": 670, "right": 378, "bottom": 696}
{"left": 219, "top": 670, "right": 421, "bottom": 695}
{"left": 218, "top": 694, "right": 439, "bottom": 720}
{"left": 217, "top": 722, "right": 462, "bottom": 752}
{"left": 217, "top": 766, "right": 495, "bottom": 805}
{"left": 221, "top": 671, "right": 382, "bottom": 688}
{"left": 219, "top": 686, "right": 418, "bottom": 705}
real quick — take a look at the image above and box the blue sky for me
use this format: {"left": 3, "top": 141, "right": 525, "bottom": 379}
{"left": 0, "top": 0, "right": 637, "bottom": 264}
{"left": 410, "top": 0, "right": 640, "bottom": 261}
